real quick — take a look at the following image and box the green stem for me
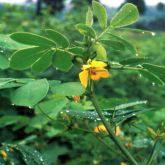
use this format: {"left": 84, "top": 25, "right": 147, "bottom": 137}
{"left": 52, "top": 48, "right": 75, "bottom": 57}
{"left": 96, "top": 26, "right": 110, "bottom": 42}
{"left": 95, "top": 135, "right": 126, "bottom": 160}
{"left": 146, "top": 140, "right": 159, "bottom": 165}
{"left": 89, "top": 87, "right": 139, "bottom": 165}
{"left": 86, "top": 26, "right": 110, "bottom": 61}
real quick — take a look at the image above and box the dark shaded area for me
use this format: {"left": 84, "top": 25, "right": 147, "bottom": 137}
{"left": 123, "top": 0, "right": 146, "bottom": 14}
{"left": 156, "top": 2, "right": 165, "bottom": 11}
{"left": 36, "top": 0, "right": 65, "bottom": 15}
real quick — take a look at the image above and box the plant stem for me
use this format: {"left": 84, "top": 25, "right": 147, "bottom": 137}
{"left": 95, "top": 135, "right": 126, "bottom": 160}
{"left": 147, "top": 140, "right": 159, "bottom": 165}
{"left": 86, "top": 26, "right": 110, "bottom": 60}
{"left": 96, "top": 26, "right": 110, "bottom": 42}
{"left": 89, "top": 87, "right": 139, "bottom": 165}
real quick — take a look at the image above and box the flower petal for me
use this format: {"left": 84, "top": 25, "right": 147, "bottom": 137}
{"left": 98, "top": 68, "right": 110, "bottom": 78}
{"left": 90, "top": 71, "right": 101, "bottom": 80}
{"left": 91, "top": 68, "right": 110, "bottom": 80}
{"left": 115, "top": 126, "right": 121, "bottom": 136}
{"left": 91, "top": 60, "right": 107, "bottom": 68}
{"left": 94, "top": 124, "right": 107, "bottom": 133}
{"left": 82, "top": 64, "right": 90, "bottom": 70}
{"left": 79, "top": 70, "right": 89, "bottom": 87}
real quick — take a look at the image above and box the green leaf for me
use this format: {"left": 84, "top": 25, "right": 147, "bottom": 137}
{"left": 93, "top": 42, "right": 107, "bottom": 60}
{"left": 69, "top": 102, "right": 85, "bottom": 111}
{"left": 142, "top": 63, "right": 165, "bottom": 75}
{"left": 27, "top": 115, "right": 50, "bottom": 129}
{"left": 45, "top": 29, "right": 69, "bottom": 48}
{"left": 28, "top": 98, "right": 68, "bottom": 129}
{"left": 10, "top": 32, "right": 56, "bottom": 47}
{"left": 142, "top": 63, "right": 165, "bottom": 83}
{"left": 48, "top": 80, "right": 61, "bottom": 88}
{"left": 52, "top": 49, "right": 73, "bottom": 72}
{"left": 0, "top": 78, "right": 19, "bottom": 88}
{"left": 108, "top": 33, "right": 137, "bottom": 55}
{"left": 0, "top": 144, "right": 26, "bottom": 164}
{"left": 92, "top": 1, "right": 107, "bottom": 29}
{"left": 120, "top": 57, "right": 151, "bottom": 65}
{"left": 119, "top": 28, "right": 155, "bottom": 36}
{"left": 139, "top": 70, "right": 164, "bottom": 85}
{"left": 0, "top": 34, "right": 26, "bottom": 50}
{"left": 0, "top": 78, "right": 34, "bottom": 89}
{"left": 15, "top": 145, "right": 46, "bottom": 165}
{"left": 62, "top": 107, "right": 152, "bottom": 124}
{"left": 45, "top": 127, "right": 65, "bottom": 138}
{"left": 68, "top": 47, "right": 84, "bottom": 57}
{"left": 38, "top": 98, "right": 68, "bottom": 119}
{"left": 110, "top": 3, "right": 139, "bottom": 28}
{"left": 100, "top": 39, "right": 125, "bottom": 51}
{"left": 10, "top": 47, "right": 47, "bottom": 70}
{"left": 31, "top": 50, "right": 53, "bottom": 74}
{"left": 11, "top": 79, "right": 49, "bottom": 107}
{"left": 108, "top": 100, "right": 147, "bottom": 110}
{"left": 0, "top": 116, "right": 29, "bottom": 127}
{"left": 147, "top": 140, "right": 161, "bottom": 165}
{"left": 99, "top": 98, "right": 128, "bottom": 109}
{"left": 50, "top": 82, "right": 85, "bottom": 96}
{"left": 75, "top": 23, "right": 96, "bottom": 38}
{"left": 86, "top": 7, "right": 93, "bottom": 27}
{"left": 42, "top": 143, "right": 68, "bottom": 165}
{"left": 0, "top": 55, "right": 9, "bottom": 69}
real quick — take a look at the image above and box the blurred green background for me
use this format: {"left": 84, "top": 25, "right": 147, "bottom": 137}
{"left": 0, "top": 0, "right": 164, "bottom": 164}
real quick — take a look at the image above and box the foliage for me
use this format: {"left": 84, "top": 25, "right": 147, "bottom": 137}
{"left": 0, "top": 1, "right": 165, "bottom": 165}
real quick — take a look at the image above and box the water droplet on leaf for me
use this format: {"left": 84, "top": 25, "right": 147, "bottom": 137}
{"left": 151, "top": 32, "right": 156, "bottom": 36}
{"left": 152, "top": 82, "right": 155, "bottom": 86}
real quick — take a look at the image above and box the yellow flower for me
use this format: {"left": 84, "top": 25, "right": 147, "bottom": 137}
{"left": 94, "top": 124, "right": 107, "bottom": 133}
{"left": 120, "top": 162, "right": 128, "bottom": 165}
{"left": 115, "top": 126, "right": 121, "bottom": 136}
{"left": 79, "top": 60, "right": 110, "bottom": 87}
{"left": 94, "top": 124, "right": 121, "bottom": 136}
{"left": 0, "top": 150, "right": 7, "bottom": 158}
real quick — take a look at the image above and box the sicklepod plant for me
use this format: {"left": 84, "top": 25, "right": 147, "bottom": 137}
{"left": 0, "top": 1, "right": 165, "bottom": 165}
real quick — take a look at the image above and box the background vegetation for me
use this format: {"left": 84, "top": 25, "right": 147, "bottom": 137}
{"left": 0, "top": 0, "right": 164, "bottom": 164}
